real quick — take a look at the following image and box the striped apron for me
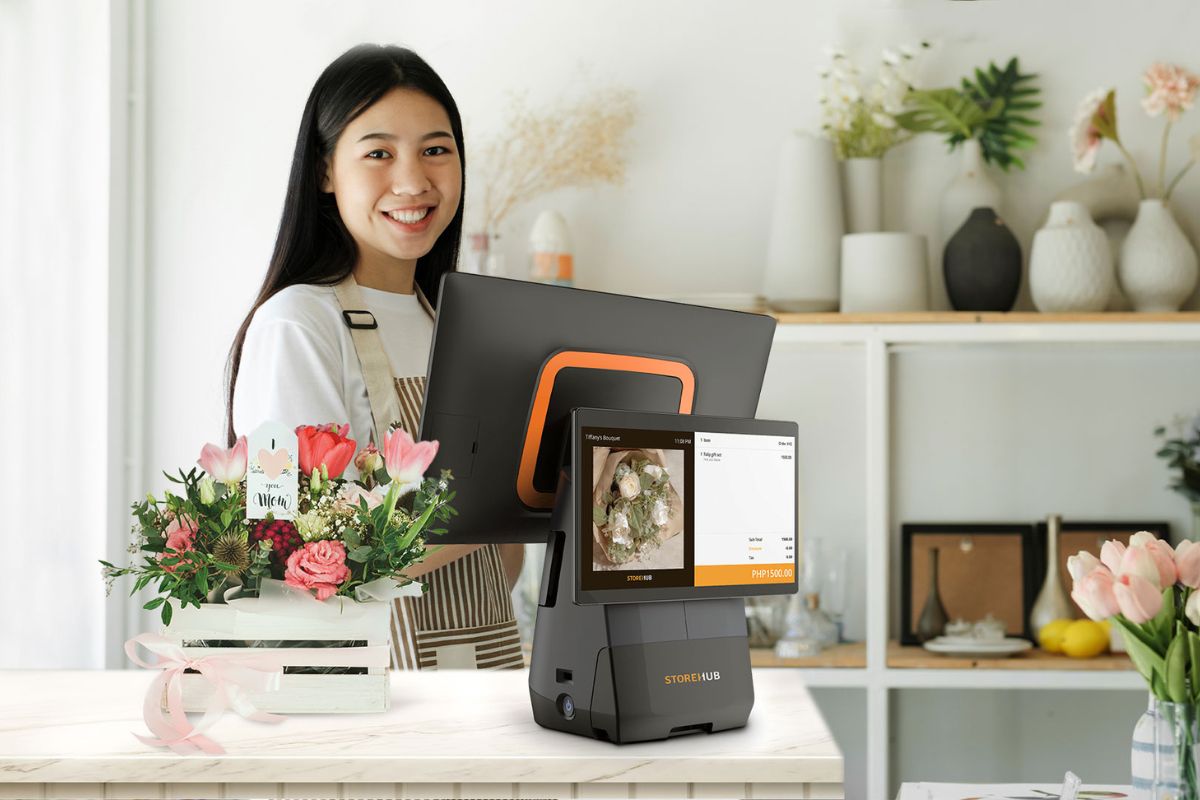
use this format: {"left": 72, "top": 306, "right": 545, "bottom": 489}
{"left": 334, "top": 276, "right": 525, "bottom": 671}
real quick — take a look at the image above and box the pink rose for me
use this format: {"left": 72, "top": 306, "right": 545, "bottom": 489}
{"left": 159, "top": 513, "right": 198, "bottom": 574}
{"left": 284, "top": 540, "right": 351, "bottom": 601}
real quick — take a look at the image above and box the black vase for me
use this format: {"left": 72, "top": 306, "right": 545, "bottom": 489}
{"left": 943, "top": 206, "right": 1023, "bottom": 311}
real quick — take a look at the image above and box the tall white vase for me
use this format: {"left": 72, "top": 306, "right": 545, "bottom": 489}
{"left": 763, "top": 132, "right": 844, "bottom": 311}
{"left": 1029, "top": 201, "right": 1114, "bottom": 312}
{"left": 936, "top": 140, "right": 1003, "bottom": 310}
{"left": 1119, "top": 199, "right": 1199, "bottom": 312}
{"left": 841, "top": 157, "right": 882, "bottom": 234}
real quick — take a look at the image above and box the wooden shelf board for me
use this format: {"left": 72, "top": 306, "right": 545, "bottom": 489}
{"left": 767, "top": 311, "right": 1200, "bottom": 325}
{"left": 887, "top": 641, "right": 1136, "bottom": 671}
{"left": 751, "top": 642, "right": 866, "bottom": 669}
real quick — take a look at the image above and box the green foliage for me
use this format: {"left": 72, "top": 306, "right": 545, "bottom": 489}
{"left": 896, "top": 57, "right": 1041, "bottom": 171}
{"left": 1155, "top": 416, "right": 1200, "bottom": 503}
{"left": 895, "top": 89, "right": 1002, "bottom": 143}
{"left": 957, "top": 58, "right": 1042, "bottom": 171}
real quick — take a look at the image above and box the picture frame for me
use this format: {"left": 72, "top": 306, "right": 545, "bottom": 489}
{"left": 900, "top": 523, "right": 1036, "bottom": 645}
{"left": 1031, "top": 520, "right": 1170, "bottom": 620}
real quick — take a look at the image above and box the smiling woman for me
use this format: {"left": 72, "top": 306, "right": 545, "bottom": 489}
{"left": 224, "top": 44, "right": 524, "bottom": 672}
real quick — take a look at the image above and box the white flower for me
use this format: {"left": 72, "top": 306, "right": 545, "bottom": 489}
{"left": 643, "top": 464, "right": 663, "bottom": 481}
{"left": 609, "top": 511, "right": 631, "bottom": 545}
{"left": 618, "top": 472, "right": 641, "bottom": 499}
{"left": 872, "top": 111, "right": 897, "bottom": 129}
{"left": 651, "top": 498, "right": 670, "bottom": 526}
{"left": 294, "top": 510, "right": 328, "bottom": 542}
{"left": 881, "top": 48, "right": 901, "bottom": 66}
{"left": 198, "top": 476, "right": 216, "bottom": 505}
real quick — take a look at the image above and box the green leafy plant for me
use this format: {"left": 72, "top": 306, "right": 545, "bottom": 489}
{"left": 897, "top": 57, "right": 1041, "bottom": 171}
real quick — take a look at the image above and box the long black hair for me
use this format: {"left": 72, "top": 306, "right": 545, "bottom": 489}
{"left": 224, "top": 44, "right": 465, "bottom": 445}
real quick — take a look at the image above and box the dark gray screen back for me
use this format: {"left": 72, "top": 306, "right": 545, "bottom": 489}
{"left": 419, "top": 273, "right": 776, "bottom": 544}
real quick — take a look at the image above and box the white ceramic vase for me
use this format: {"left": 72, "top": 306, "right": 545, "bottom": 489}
{"left": 841, "top": 157, "right": 882, "bottom": 234}
{"left": 1119, "top": 199, "right": 1199, "bottom": 312}
{"left": 937, "top": 139, "right": 1003, "bottom": 310}
{"left": 839, "top": 233, "right": 928, "bottom": 312}
{"left": 1029, "top": 201, "right": 1114, "bottom": 312}
{"left": 763, "top": 132, "right": 844, "bottom": 311}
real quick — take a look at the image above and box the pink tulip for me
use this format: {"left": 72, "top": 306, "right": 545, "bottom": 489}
{"left": 1113, "top": 573, "right": 1164, "bottom": 623}
{"left": 1177, "top": 540, "right": 1200, "bottom": 589}
{"left": 1067, "top": 551, "right": 1102, "bottom": 583}
{"left": 383, "top": 428, "right": 439, "bottom": 485}
{"left": 1119, "top": 542, "right": 1167, "bottom": 589}
{"left": 1072, "top": 566, "right": 1120, "bottom": 621}
{"left": 1186, "top": 591, "right": 1200, "bottom": 627}
{"left": 198, "top": 437, "right": 248, "bottom": 484}
{"left": 1100, "top": 540, "right": 1127, "bottom": 574}
{"left": 1130, "top": 531, "right": 1178, "bottom": 588}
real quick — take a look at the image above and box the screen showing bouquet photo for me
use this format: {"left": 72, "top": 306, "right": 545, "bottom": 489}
{"left": 579, "top": 426, "right": 796, "bottom": 594}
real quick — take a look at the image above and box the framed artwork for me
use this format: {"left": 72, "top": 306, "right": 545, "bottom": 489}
{"left": 900, "top": 523, "right": 1036, "bottom": 645}
{"left": 1031, "top": 520, "right": 1170, "bottom": 620}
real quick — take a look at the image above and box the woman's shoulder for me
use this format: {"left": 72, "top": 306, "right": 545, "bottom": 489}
{"left": 250, "top": 283, "right": 342, "bottom": 333}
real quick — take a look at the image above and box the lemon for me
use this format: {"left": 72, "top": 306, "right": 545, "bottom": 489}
{"left": 1038, "top": 618, "right": 1073, "bottom": 654}
{"left": 1061, "top": 619, "right": 1110, "bottom": 658}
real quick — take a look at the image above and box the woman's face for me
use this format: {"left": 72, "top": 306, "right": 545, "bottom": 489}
{"left": 323, "top": 87, "right": 462, "bottom": 270}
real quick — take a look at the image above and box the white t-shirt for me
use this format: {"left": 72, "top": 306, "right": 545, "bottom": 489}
{"left": 233, "top": 283, "right": 434, "bottom": 465}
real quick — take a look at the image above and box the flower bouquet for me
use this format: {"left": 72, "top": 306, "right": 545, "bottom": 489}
{"left": 1069, "top": 532, "right": 1200, "bottom": 796}
{"left": 102, "top": 422, "right": 454, "bottom": 715}
{"left": 591, "top": 448, "right": 682, "bottom": 567}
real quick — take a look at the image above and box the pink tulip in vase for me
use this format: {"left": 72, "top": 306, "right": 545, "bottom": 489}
{"left": 1070, "top": 532, "right": 1200, "bottom": 798}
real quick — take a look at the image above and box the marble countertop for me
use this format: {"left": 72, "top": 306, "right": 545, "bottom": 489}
{"left": 0, "top": 668, "right": 841, "bottom": 785}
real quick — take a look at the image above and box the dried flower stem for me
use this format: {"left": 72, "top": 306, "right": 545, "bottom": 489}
{"left": 477, "top": 88, "right": 636, "bottom": 231}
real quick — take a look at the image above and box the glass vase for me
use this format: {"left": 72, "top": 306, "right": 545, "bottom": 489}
{"left": 1132, "top": 696, "right": 1199, "bottom": 800}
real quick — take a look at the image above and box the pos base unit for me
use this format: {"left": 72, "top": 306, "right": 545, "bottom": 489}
{"left": 528, "top": 408, "right": 798, "bottom": 744}
{"left": 528, "top": 469, "right": 753, "bottom": 743}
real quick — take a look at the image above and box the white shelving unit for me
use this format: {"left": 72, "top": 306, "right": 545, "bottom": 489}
{"left": 761, "top": 313, "right": 1200, "bottom": 799}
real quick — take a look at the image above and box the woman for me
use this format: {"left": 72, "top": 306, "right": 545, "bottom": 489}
{"left": 226, "top": 44, "right": 524, "bottom": 670}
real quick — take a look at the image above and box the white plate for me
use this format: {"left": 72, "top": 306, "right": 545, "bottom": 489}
{"left": 922, "top": 637, "right": 1032, "bottom": 658}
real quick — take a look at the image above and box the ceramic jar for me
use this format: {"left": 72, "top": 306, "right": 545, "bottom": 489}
{"left": 1119, "top": 199, "right": 1199, "bottom": 312}
{"left": 1029, "top": 202, "right": 1114, "bottom": 312}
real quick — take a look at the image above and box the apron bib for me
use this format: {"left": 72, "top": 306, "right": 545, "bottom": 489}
{"left": 333, "top": 275, "right": 524, "bottom": 671}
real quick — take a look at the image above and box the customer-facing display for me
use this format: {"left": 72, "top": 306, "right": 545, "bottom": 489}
{"left": 577, "top": 415, "right": 798, "bottom": 604}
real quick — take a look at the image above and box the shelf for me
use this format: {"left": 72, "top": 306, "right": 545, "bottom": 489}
{"left": 770, "top": 311, "right": 1200, "bottom": 325}
{"left": 751, "top": 642, "right": 865, "bottom": 669}
{"left": 766, "top": 313, "right": 1200, "bottom": 345}
{"left": 887, "top": 642, "right": 1135, "bottom": 671}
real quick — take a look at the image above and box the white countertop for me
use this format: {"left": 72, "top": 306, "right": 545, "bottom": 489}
{"left": 0, "top": 668, "right": 842, "bottom": 786}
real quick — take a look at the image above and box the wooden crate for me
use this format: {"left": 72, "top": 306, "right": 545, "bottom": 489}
{"left": 163, "top": 600, "right": 392, "bottom": 713}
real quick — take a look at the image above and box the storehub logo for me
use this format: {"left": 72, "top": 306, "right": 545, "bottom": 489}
{"left": 663, "top": 671, "right": 721, "bottom": 685}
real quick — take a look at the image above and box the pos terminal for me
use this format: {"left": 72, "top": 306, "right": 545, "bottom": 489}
{"left": 529, "top": 408, "right": 798, "bottom": 743}
{"left": 417, "top": 273, "right": 797, "bottom": 743}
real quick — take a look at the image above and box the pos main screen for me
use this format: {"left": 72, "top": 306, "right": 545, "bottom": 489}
{"left": 573, "top": 408, "right": 798, "bottom": 605}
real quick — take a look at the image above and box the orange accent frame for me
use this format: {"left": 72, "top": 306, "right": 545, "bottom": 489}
{"left": 516, "top": 351, "right": 695, "bottom": 509}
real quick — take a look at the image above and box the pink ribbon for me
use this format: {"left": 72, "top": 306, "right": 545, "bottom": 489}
{"left": 124, "top": 633, "right": 286, "bottom": 755}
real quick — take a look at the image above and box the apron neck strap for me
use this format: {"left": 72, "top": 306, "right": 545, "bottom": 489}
{"left": 332, "top": 273, "right": 406, "bottom": 445}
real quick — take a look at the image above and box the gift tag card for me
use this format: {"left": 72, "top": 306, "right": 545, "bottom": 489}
{"left": 246, "top": 421, "right": 298, "bottom": 520}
